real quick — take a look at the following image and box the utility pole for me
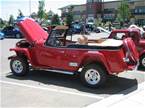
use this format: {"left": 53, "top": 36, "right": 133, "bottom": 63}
{"left": 101, "top": 0, "right": 104, "bottom": 20}
{"left": 29, "top": 0, "right": 31, "bottom": 16}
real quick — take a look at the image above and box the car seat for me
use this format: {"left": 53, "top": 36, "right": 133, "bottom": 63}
{"left": 77, "top": 35, "right": 88, "bottom": 45}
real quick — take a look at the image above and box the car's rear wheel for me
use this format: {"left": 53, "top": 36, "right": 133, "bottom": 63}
{"left": 140, "top": 55, "right": 145, "bottom": 69}
{"left": 10, "top": 56, "right": 29, "bottom": 76}
{"left": 80, "top": 64, "right": 107, "bottom": 88}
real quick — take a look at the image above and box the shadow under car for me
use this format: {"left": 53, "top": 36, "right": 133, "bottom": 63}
{"left": 6, "top": 70, "right": 138, "bottom": 95}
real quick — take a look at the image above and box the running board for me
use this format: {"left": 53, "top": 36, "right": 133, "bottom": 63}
{"left": 33, "top": 68, "right": 75, "bottom": 75}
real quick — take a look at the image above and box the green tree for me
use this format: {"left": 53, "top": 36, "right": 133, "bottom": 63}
{"left": 66, "top": 13, "right": 73, "bottom": 26}
{"left": 30, "top": 12, "right": 37, "bottom": 19}
{"left": 43, "top": 9, "right": 50, "bottom": 21}
{"left": 47, "top": 10, "right": 54, "bottom": 20}
{"left": 65, "top": 6, "right": 74, "bottom": 26}
{"left": 117, "top": 0, "right": 131, "bottom": 24}
{"left": 51, "top": 14, "right": 60, "bottom": 25}
{"left": 0, "top": 18, "right": 5, "bottom": 28}
{"left": 37, "top": 0, "right": 45, "bottom": 21}
{"left": 8, "top": 15, "right": 14, "bottom": 26}
{"left": 95, "top": 17, "right": 102, "bottom": 27}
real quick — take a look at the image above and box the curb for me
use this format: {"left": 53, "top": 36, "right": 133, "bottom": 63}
{"left": 85, "top": 81, "right": 145, "bottom": 108}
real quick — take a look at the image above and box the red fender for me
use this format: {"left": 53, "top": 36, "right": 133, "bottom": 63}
{"left": 140, "top": 50, "right": 145, "bottom": 57}
{"left": 80, "top": 51, "right": 111, "bottom": 74}
{"left": 123, "top": 38, "right": 139, "bottom": 62}
{"left": 8, "top": 48, "right": 32, "bottom": 62}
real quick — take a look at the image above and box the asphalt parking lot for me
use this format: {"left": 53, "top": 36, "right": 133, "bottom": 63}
{"left": 0, "top": 39, "right": 145, "bottom": 108}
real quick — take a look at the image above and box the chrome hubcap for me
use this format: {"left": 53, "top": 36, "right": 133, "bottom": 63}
{"left": 85, "top": 69, "right": 101, "bottom": 85}
{"left": 12, "top": 60, "right": 23, "bottom": 73}
{"left": 142, "top": 58, "right": 145, "bottom": 67}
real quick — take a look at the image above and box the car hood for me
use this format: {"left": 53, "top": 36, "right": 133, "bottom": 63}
{"left": 17, "top": 18, "right": 48, "bottom": 43}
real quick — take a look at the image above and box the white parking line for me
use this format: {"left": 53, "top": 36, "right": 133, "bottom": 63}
{"left": 0, "top": 80, "right": 105, "bottom": 100}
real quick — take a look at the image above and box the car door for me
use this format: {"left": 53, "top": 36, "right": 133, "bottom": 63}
{"left": 36, "top": 45, "right": 82, "bottom": 72}
{"left": 59, "top": 48, "right": 82, "bottom": 71}
{"left": 36, "top": 46, "right": 66, "bottom": 69}
{"left": 35, "top": 29, "right": 67, "bottom": 69}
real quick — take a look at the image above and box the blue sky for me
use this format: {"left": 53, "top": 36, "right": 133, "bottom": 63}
{"left": 0, "top": 0, "right": 118, "bottom": 20}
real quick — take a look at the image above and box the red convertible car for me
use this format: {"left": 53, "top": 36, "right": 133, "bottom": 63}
{"left": 109, "top": 29, "right": 145, "bottom": 69}
{"left": 8, "top": 18, "right": 139, "bottom": 88}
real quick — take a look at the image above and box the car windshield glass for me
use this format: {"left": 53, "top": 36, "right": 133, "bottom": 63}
{"left": 46, "top": 29, "right": 66, "bottom": 47}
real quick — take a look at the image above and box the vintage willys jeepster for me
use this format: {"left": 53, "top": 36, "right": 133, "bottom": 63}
{"left": 9, "top": 18, "right": 139, "bottom": 88}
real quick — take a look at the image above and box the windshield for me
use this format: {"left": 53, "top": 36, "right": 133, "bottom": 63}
{"left": 45, "top": 29, "right": 66, "bottom": 47}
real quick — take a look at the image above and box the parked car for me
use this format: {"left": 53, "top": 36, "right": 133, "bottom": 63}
{"left": 0, "top": 31, "right": 5, "bottom": 40}
{"left": 90, "top": 27, "right": 111, "bottom": 39}
{"left": 96, "top": 27, "right": 111, "bottom": 34}
{"left": 8, "top": 18, "right": 139, "bottom": 88}
{"left": 108, "top": 28, "right": 145, "bottom": 69}
{"left": 71, "top": 22, "right": 83, "bottom": 34}
{"left": 2, "top": 26, "right": 23, "bottom": 38}
{"left": 86, "top": 23, "right": 95, "bottom": 32}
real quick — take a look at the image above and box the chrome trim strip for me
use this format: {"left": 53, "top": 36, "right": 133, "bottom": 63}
{"left": 34, "top": 68, "right": 75, "bottom": 75}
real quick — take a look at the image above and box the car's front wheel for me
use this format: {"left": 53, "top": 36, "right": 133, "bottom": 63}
{"left": 80, "top": 64, "right": 107, "bottom": 88}
{"left": 10, "top": 56, "right": 29, "bottom": 76}
{"left": 140, "top": 55, "right": 145, "bottom": 69}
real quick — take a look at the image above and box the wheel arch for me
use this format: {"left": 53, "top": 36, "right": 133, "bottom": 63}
{"left": 140, "top": 50, "right": 145, "bottom": 58}
{"left": 79, "top": 52, "right": 111, "bottom": 74}
{"left": 10, "top": 55, "right": 29, "bottom": 76}
{"left": 8, "top": 48, "right": 31, "bottom": 63}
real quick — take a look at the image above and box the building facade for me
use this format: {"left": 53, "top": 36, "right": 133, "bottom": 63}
{"left": 59, "top": 4, "right": 86, "bottom": 22}
{"left": 60, "top": 0, "right": 145, "bottom": 25}
{"left": 86, "top": 0, "right": 103, "bottom": 23}
{"left": 129, "top": 0, "right": 145, "bottom": 25}
{"left": 86, "top": 0, "right": 145, "bottom": 25}
{"left": 72, "top": 4, "right": 86, "bottom": 21}
{"left": 103, "top": 1, "right": 121, "bottom": 21}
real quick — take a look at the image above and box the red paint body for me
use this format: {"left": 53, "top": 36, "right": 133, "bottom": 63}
{"left": 109, "top": 29, "right": 145, "bottom": 58}
{"left": 9, "top": 19, "right": 139, "bottom": 75}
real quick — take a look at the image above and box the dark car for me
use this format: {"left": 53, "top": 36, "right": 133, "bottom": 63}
{"left": 71, "top": 22, "right": 82, "bottom": 34}
{"left": 86, "top": 23, "right": 95, "bottom": 32}
{"left": 2, "top": 26, "right": 23, "bottom": 38}
{"left": 0, "top": 31, "right": 5, "bottom": 40}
